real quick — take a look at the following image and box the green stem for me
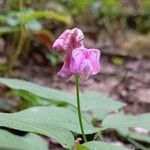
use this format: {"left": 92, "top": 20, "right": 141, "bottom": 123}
{"left": 75, "top": 75, "right": 87, "bottom": 143}
{"left": 6, "top": 0, "right": 27, "bottom": 74}
{"left": 93, "top": 131, "right": 104, "bottom": 141}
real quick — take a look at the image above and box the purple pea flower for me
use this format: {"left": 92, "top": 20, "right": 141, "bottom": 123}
{"left": 52, "top": 28, "right": 101, "bottom": 81}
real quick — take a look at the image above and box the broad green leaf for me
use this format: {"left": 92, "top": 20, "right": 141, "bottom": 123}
{"left": 0, "top": 106, "right": 100, "bottom": 148}
{"left": 9, "top": 90, "right": 66, "bottom": 108}
{"left": 0, "top": 78, "right": 75, "bottom": 105}
{"left": 0, "top": 107, "right": 75, "bottom": 149}
{"left": 9, "top": 90, "right": 40, "bottom": 105}
{"left": 102, "top": 113, "right": 150, "bottom": 130}
{"left": 102, "top": 113, "right": 150, "bottom": 143}
{"left": 82, "top": 141, "right": 128, "bottom": 150}
{"left": 0, "top": 130, "right": 48, "bottom": 150}
{"left": 0, "top": 78, "right": 126, "bottom": 120}
{"left": 81, "top": 92, "right": 126, "bottom": 120}
{"left": 0, "top": 106, "right": 99, "bottom": 134}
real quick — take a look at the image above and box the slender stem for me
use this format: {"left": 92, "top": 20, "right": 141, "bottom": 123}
{"left": 75, "top": 75, "right": 87, "bottom": 143}
{"left": 93, "top": 131, "right": 104, "bottom": 141}
{"left": 6, "top": 0, "right": 27, "bottom": 74}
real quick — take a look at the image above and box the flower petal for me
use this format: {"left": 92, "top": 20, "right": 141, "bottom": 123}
{"left": 57, "top": 54, "right": 73, "bottom": 80}
{"left": 86, "top": 49, "right": 101, "bottom": 75}
{"left": 52, "top": 28, "right": 84, "bottom": 52}
{"left": 70, "top": 48, "right": 100, "bottom": 81}
{"left": 70, "top": 48, "right": 85, "bottom": 73}
{"left": 52, "top": 39, "right": 64, "bottom": 51}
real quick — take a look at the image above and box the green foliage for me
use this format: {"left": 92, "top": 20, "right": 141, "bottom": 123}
{"left": 80, "top": 92, "right": 125, "bottom": 120}
{"left": 21, "top": 10, "right": 71, "bottom": 25}
{"left": 99, "top": 0, "right": 123, "bottom": 16}
{"left": 0, "top": 78, "right": 75, "bottom": 104}
{"left": 0, "top": 78, "right": 126, "bottom": 120}
{"left": 90, "top": 0, "right": 150, "bottom": 34}
{"left": 102, "top": 113, "right": 150, "bottom": 130}
{"left": 62, "top": 0, "right": 92, "bottom": 15}
{"left": 77, "top": 144, "right": 89, "bottom": 150}
{"left": 82, "top": 141, "right": 128, "bottom": 150}
{"left": 0, "top": 2, "right": 72, "bottom": 73}
{"left": 8, "top": 90, "right": 47, "bottom": 109}
{"left": 102, "top": 113, "right": 150, "bottom": 144}
{"left": 0, "top": 78, "right": 150, "bottom": 148}
{"left": 141, "top": 0, "right": 150, "bottom": 13}
{"left": 0, "top": 106, "right": 99, "bottom": 148}
{"left": 0, "top": 10, "right": 71, "bottom": 28}
{"left": 0, "top": 130, "right": 49, "bottom": 150}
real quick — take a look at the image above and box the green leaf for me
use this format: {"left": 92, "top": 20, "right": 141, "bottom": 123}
{"left": 77, "top": 144, "right": 89, "bottom": 150}
{"left": 82, "top": 141, "right": 128, "bottom": 150}
{"left": 0, "top": 78, "right": 126, "bottom": 120}
{"left": 0, "top": 107, "right": 74, "bottom": 149}
{"left": 102, "top": 113, "right": 150, "bottom": 143}
{"left": 0, "top": 106, "right": 100, "bottom": 148}
{"left": 81, "top": 92, "right": 126, "bottom": 120}
{"left": 9, "top": 89, "right": 66, "bottom": 108}
{"left": 0, "top": 78, "right": 75, "bottom": 105}
{"left": 102, "top": 113, "right": 150, "bottom": 130}
{"left": 0, "top": 130, "right": 48, "bottom": 150}
{"left": 0, "top": 106, "right": 99, "bottom": 134}
{"left": 9, "top": 90, "right": 39, "bottom": 105}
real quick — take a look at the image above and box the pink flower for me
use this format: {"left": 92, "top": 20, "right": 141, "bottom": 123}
{"left": 57, "top": 54, "right": 73, "bottom": 80}
{"left": 52, "top": 28, "right": 84, "bottom": 52}
{"left": 57, "top": 48, "right": 100, "bottom": 81}
{"left": 70, "top": 48, "right": 100, "bottom": 80}
{"left": 52, "top": 28, "right": 101, "bottom": 81}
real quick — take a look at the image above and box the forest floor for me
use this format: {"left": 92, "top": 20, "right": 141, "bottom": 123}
{"left": 0, "top": 31, "right": 150, "bottom": 150}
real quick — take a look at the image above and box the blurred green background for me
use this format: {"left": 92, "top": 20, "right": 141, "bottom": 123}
{"left": 0, "top": 0, "right": 150, "bottom": 73}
